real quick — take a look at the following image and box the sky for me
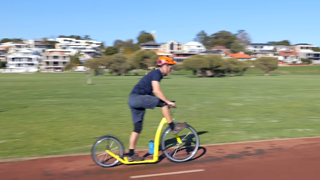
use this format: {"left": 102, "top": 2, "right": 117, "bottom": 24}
{"left": 1, "top": 0, "right": 320, "bottom": 46}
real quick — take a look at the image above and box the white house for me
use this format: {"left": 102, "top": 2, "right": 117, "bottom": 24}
{"left": 24, "top": 39, "right": 54, "bottom": 49}
{"left": 246, "top": 43, "right": 274, "bottom": 52}
{"left": 41, "top": 51, "right": 70, "bottom": 72}
{"left": 160, "top": 41, "right": 183, "bottom": 54}
{"left": 54, "top": 38, "right": 102, "bottom": 48}
{"left": 0, "top": 42, "right": 30, "bottom": 54}
{"left": 291, "top": 43, "right": 316, "bottom": 52}
{"left": 5, "top": 49, "right": 42, "bottom": 73}
{"left": 182, "top": 42, "right": 206, "bottom": 53}
{"left": 277, "top": 51, "right": 301, "bottom": 64}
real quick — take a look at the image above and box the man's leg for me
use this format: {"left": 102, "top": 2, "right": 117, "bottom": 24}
{"left": 128, "top": 107, "right": 145, "bottom": 161}
{"left": 158, "top": 100, "right": 186, "bottom": 135}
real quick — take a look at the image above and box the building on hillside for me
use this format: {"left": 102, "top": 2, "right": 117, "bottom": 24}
{"left": 24, "top": 39, "right": 54, "bottom": 49}
{"left": 160, "top": 41, "right": 183, "bottom": 53}
{"left": 172, "top": 52, "right": 197, "bottom": 63}
{"left": 154, "top": 50, "right": 172, "bottom": 57}
{"left": 227, "top": 52, "right": 252, "bottom": 61}
{"left": 5, "top": 49, "right": 42, "bottom": 73}
{"left": 0, "top": 47, "right": 8, "bottom": 62}
{"left": 140, "top": 41, "right": 161, "bottom": 50}
{"left": 45, "top": 49, "right": 77, "bottom": 56}
{"left": 291, "top": 43, "right": 316, "bottom": 52}
{"left": 277, "top": 51, "right": 301, "bottom": 64}
{"left": 183, "top": 42, "right": 206, "bottom": 53}
{"left": 0, "top": 42, "right": 30, "bottom": 54}
{"left": 246, "top": 43, "right": 274, "bottom": 52}
{"left": 41, "top": 52, "right": 70, "bottom": 72}
{"left": 252, "top": 50, "right": 276, "bottom": 59}
{"left": 298, "top": 51, "right": 320, "bottom": 64}
{"left": 54, "top": 38, "right": 102, "bottom": 47}
{"left": 275, "top": 45, "right": 290, "bottom": 51}
{"left": 211, "top": 46, "right": 230, "bottom": 54}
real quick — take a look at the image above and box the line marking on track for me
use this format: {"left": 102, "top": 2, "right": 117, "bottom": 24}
{"left": 130, "top": 169, "right": 205, "bottom": 179}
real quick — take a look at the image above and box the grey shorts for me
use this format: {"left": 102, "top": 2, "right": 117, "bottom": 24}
{"left": 128, "top": 93, "right": 167, "bottom": 124}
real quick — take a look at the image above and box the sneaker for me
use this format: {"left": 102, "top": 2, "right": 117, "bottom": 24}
{"left": 171, "top": 122, "right": 187, "bottom": 135}
{"left": 128, "top": 153, "right": 145, "bottom": 162}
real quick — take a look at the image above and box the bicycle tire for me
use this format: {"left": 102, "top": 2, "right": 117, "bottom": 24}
{"left": 91, "top": 136, "right": 124, "bottom": 167}
{"left": 161, "top": 124, "right": 199, "bottom": 162}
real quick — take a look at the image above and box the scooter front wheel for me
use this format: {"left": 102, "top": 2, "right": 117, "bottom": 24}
{"left": 161, "top": 124, "right": 199, "bottom": 162}
{"left": 91, "top": 136, "right": 124, "bottom": 167}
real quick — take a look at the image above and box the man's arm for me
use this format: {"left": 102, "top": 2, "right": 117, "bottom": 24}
{"left": 152, "top": 81, "right": 170, "bottom": 104}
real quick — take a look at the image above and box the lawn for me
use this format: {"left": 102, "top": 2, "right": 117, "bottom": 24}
{"left": 0, "top": 67, "right": 320, "bottom": 159}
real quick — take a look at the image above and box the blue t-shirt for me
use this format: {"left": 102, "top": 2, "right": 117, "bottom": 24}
{"left": 131, "top": 69, "right": 163, "bottom": 95}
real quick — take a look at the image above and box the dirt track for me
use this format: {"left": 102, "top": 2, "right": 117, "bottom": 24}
{"left": 1, "top": 137, "right": 320, "bottom": 180}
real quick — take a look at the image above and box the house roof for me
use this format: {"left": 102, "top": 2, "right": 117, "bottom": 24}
{"left": 293, "top": 43, "right": 311, "bottom": 45}
{"left": 250, "top": 43, "right": 272, "bottom": 46}
{"left": 228, "top": 52, "right": 252, "bottom": 59}
{"left": 278, "top": 51, "right": 298, "bottom": 56}
{"left": 44, "top": 52, "right": 67, "bottom": 55}
{"left": 141, "top": 41, "right": 160, "bottom": 46}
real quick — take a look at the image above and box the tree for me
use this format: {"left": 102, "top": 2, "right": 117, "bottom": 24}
{"left": 100, "top": 41, "right": 105, "bottom": 49}
{"left": 183, "top": 55, "right": 209, "bottom": 76}
{"left": 203, "top": 54, "right": 225, "bottom": 76}
{"left": 276, "top": 40, "right": 290, "bottom": 46}
{"left": 114, "top": 39, "right": 140, "bottom": 52}
{"left": 236, "top": 30, "right": 251, "bottom": 46}
{"left": 224, "top": 58, "right": 249, "bottom": 76}
{"left": 268, "top": 40, "right": 291, "bottom": 46}
{"left": 210, "top": 31, "right": 237, "bottom": 49}
{"left": 301, "top": 58, "right": 312, "bottom": 64}
{"left": 104, "top": 47, "right": 118, "bottom": 56}
{"left": 254, "top": 57, "right": 278, "bottom": 76}
{"left": 230, "top": 41, "right": 245, "bottom": 53}
{"left": 84, "top": 35, "right": 91, "bottom": 40}
{"left": 137, "top": 32, "right": 154, "bottom": 44}
{"left": 312, "top": 47, "right": 320, "bottom": 52}
{"left": 108, "top": 53, "right": 130, "bottom": 75}
{"left": 70, "top": 54, "right": 81, "bottom": 65}
{"left": 129, "top": 50, "right": 158, "bottom": 71}
{"left": 245, "top": 51, "right": 253, "bottom": 56}
{"left": 84, "top": 57, "right": 109, "bottom": 75}
{"left": 0, "top": 61, "right": 7, "bottom": 69}
{"left": 194, "top": 30, "right": 211, "bottom": 49}
{"left": 0, "top": 38, "right": 23, "bottom": 43}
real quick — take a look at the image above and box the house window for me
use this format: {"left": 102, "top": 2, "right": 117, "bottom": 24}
{"left": 63, "top": 62, "right": 67, "bottom": 66}
{"left": 53, "top": 62, "right": 59, "bottom": 66}
{"left": 53, "top": 56, "right": 59, "bottom": 59}
{"left": 46, "top": 56, "right": 49, "bottom": 59}
{"left": 63, "top": 56, "right": 66, "bottom": 60}
{"left": 170, "top": 43, "right": 174, "bottom": 50}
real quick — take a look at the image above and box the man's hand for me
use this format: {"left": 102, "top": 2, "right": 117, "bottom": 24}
{"left": 167, "top": 101, "right": 176, "bottom": 108}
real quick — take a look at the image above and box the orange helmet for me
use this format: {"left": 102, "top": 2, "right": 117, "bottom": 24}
{"left": 157, "top": 56, "right": 176, "bottom": 66}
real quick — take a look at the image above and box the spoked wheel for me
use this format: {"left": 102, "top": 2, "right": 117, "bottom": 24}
{"left": 161, "top": 124, "right": 199, "bottom": 162}
{"left": 91, "top": 136, "right": 124, "bottom": 167}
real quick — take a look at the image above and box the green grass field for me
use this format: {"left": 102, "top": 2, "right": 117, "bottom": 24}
{"left": 1, "top": 65, "right": 320, "bottom": 159}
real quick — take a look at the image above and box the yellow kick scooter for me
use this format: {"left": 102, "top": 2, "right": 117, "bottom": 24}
{"left": 91, "top": 107, "right": 200, "bottom": 167}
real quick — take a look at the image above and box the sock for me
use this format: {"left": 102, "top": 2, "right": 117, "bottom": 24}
{"left": 169, "top": 122, "right": 175, "bottom": 130}
{"left": 129, "top": 149, "right": 134, "bottom": 156}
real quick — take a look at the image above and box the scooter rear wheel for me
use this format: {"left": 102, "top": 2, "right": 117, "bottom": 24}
{"left": 91, "top": 136, "right": 124, "bottom": 167}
